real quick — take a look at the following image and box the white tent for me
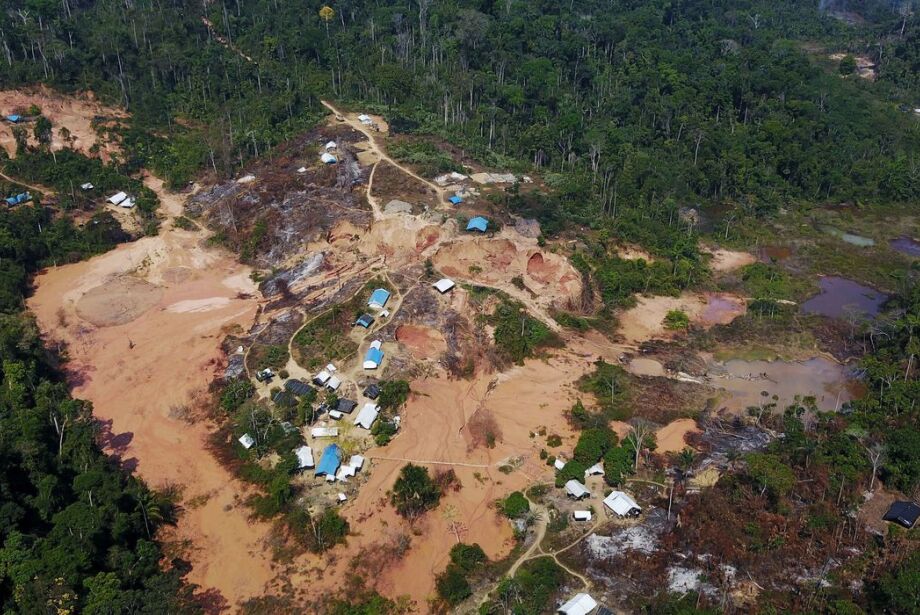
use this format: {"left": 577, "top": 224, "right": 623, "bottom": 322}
{"left": 370, "top": 339, "right": 382, "bottom": 350}
{"left": 313, "top": 370, "right": 331, "bottom": 385}
{"left": 311, "top": 427, "right": 339, "bottom": 438}
{"left": 565, "top": 480, "right": 590, "bottom": 500}
{"left": 554, "top": 458, "right": 566, "bottom": 471}
{"left": 336, "top": 465, "right": 357, "bottom": 481}
{"left": 433, "top": 278, "right": 456, "bottom": 293}
{"left": 107, "top": 191, "right": 128, "bottom": 205}
{"left": 238, "top": 433, "right": 255, "bottom": 449}
{"left": 326, "top": 363, "right": 338, "bottom": 373}
{"left": 354, "top": 403, "right": 379, "bottom": 429}
{"left": 80, "top": 182, "right": 94, "bottom": 190}
{"left": 329, "top": 410, "right": 343, "bottom": 420}
{"left": 327, "top": 375, "right": 342, "bottom": 391}
{"left": 320, "top": 152, "right": 337, "bottom": 164}
{"left": 325, "top": 140, "right": 337, "bottom": 150}
{"left": 358, "top": 114, "right": 372, "bottom": 124}
{"left": 294, "top": 445, "right": 314, "bottom": 469}
{"left": 337, "top": 492, "right": 348, "bottom": 503}
{"left": 603, "top": 491, "right": 642, "bottom": 517}
{"left": 297, "top": 166, "right": 307, "bottom": 173}
{"left": 573, "top": 510, "right": 592, "bottom": 521}
{"left": 585, "top": 463, "right": 604, "bottom": 477}
{"left": 119, "top": 197, "right": 135, "bottom": 208}
{"left": 558, "top": 592, "right": 598, "bottom": 615}
{"left": 348, "top": 455, "right": 365, "bottom": 470}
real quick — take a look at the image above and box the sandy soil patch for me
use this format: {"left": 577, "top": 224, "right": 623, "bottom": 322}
{"left": 618, "top": 292, "right": 746, "bottom": 345}
{"left": 75, "top": 276, "right": 164, "bottom": 326}
{"left": 27, "top": 180, "right": 275, "bottom": 609}
{"left": 395, "top": 324, "right": 447, "bottom": 359}
{"left": 0, "top": 87, "right": 125, "bottom": 160}
{"left": 354, "top": 140, "right": 381, "bottom": 166}
{"left": 655, "top": 418, "right": 700, "bottom": 454}
{"left": 610, "top": 420, "right": 632, "bottom": 440}
{"left": 702, "top": 245, "right": 757, "bottom": 272}
{"left": 432, "top": 237, "right": 582, "bottom": 307}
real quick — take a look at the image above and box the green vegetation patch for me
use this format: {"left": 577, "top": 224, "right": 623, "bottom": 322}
{"left": 489, "top": 298, "right": 562, "bottom": 365}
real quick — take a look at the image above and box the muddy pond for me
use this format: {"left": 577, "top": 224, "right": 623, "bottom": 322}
{"left": 890, "top": 236, "right": 920, "bottom": 257}
{"left": 801, "top": 276, "right": 888, "bottom": 319}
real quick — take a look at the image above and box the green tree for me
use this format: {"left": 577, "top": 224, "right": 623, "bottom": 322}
{"left": 390, "top": 464, "right": 442, "bottom": 519}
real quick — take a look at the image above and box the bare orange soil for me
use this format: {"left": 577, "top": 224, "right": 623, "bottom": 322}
{"left": 27, "top": 178, "right": 280, "bottom": 608}
{"left": 617, "top": 292, "right": 746, "bottom": 345}
{"left": 655, "top": 418, "right": 700, "bottom": 454}
{"left": 702, "top": 245, "right": 757, "bottom": 272}
{"left": 0, "top": 87, "right": 124, "bottom": 159}
{"left": 395, "top": 324, "right": 447, "bottom": 359}
{"left": 295, "top": 347, "right": 590, "bottom": 606}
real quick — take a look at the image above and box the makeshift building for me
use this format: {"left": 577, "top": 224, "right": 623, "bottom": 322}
{"left": 5, "top": 115, "right": 21, "bottom": 123}
{"left": 348, "top": 455, "right": 365, "bottom": 470}
{"left": 368, "top": 288, "right": 391, "bottom": 309}
{"left": 337, "top": 493, "right": 348, "bottom": 503}
{"left": 107, "top": 191, "right": 128, "bottom": 205}
{"left": 585, "top": 463, "right": 604, "bottom": 477}
{"left": 329, "top": 410, "right": 343, "bottom": 420}
{"left": 336, "top": 399, "right": 358, "bottom": 414}
{"left": 433, "top": 278, "right": 456, "bottom": 293}
{"left": 565, "top": 480, "right": 590, "bottom": 500}
{"left": 312, "top": 370, "right": 331, "bottom": 386}
{"left": 315, "top": 444, "right": 342, "bottom": 477}
{"left": 357, "top": 114, "right": 372, "bottom": 124}
{"left": 294, "top": 445, "right": 314, "bottom": 469}
{"left": 238, "top": 434, "right": 255, "bottom": 449}
{"left": 883, "top": 501, "right": 920, "bottom": 529}
{"left": 603, "top": 491, "right": 641, "bottom": 517}
{"left": 80, "top": 182, "right": 94, "bottom": 190}
{"left": 466, "top": 216, "right": 489, "bottom": 232}
{"left": 119, "top": 197, "right": 135, "bottom": 208}
{"left": 554, "top": 458, "right": 566, "bottom": 471}
{"left": 310, "top": 427, "right": 339, "bottom": 438}
{"left": 327, "top": 375, "right": 342, "bottom": 391}
{"left": 573, "top": 510, "right": 593, "bottom": 522}
{"left": 448, "top": 195, "right": 463, "bottom": 205}
{"left": 558, "top": 593, "right": 598, "bottom": 615}
{"left": 320, "top": 152, "right": 337, "bottom": 164}
{"left": 355, "top": 314, "right": 375, "bottom": 328}
{"left": 363, "top": 383, "right": 380, "bottom": 399}
{"left": 363, "top": 347, "right": 384, "bottom": 370}
{"left": 272, "top": 390, "right": 296, "bottom": 407}
{"left": 284, "top": 379, "right": 313, "bottom": 397}
{"left": 324, "top": 140, "right": 337, "bottom": 150}
{"left": 354, "top": 403, "right": 379, "bottom": 429}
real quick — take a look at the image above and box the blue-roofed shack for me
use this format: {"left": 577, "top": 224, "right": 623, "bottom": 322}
{"left": 355, "top": 313, "right": 375, "bottom": 328}
{"left": 5, "top": 115, "right": 21, "bottom": 123}
{"left": 315, "top": 444, "right": 342, "bottom": 477}
{"left": 368, "top": 288, "right": 391, "bottom": 309}
{"left": 5, "top": 192, "right": 31, "bottom": 206}
{"left": 466, "top": 216, "right": 489, "bottom": 232}
{"left": 363, "top": 347, "right": 384, "bottom": 369}
{"left": 448, "top": 195, "right": 463, "bottom": 205}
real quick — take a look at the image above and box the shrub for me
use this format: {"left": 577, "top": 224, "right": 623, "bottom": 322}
{"left": 663, "top": 309, "right": 690, "bottom": 330}
{"left": 573, "top": 427, "right": 617, "bottom": 465}
{"left": 501, "top": 491, "right": 530, "bottom": 518}
{"left": 449, "top": 543, "right": 486, "bottom": 572}
{"left": 390, "top": 464, "right": 442, "bottom": 518}
{"left": 378, "top": 380, "right": 410, "bottom": 410}
{"left": 220, "top": 379, "right": 255, "bottom": 412}
{"left": 435, "top": 564, "right": 471, "bottom": 606}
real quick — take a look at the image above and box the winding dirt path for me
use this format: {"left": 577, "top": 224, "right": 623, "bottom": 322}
{"left": 0, "top": 168, "right": 55, "bottom": 195}
{"left": 320, "top": 99, "right": 448, "bottom": 215}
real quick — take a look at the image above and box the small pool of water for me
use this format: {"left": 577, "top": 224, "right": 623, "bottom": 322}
{"left": 820, "top": 225, "right": 875, "bottom": 247}
{"left": 708, "top": 356, "right": 862, "bottom": 414}
{"left": 890, "top": 236, "right": 920, "bottom": 257}
{"left": 801, "top": 276, "right": 887, "bottom": 319}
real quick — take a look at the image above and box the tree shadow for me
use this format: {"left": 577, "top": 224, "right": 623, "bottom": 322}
{"left": 193, "top": 587, "right": 229, "bottom": 615}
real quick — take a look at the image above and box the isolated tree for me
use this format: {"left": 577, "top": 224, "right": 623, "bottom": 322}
{"left": 391, "top": 463, "right": 442, "bottom": 519}
{"left": 319, "top": 6, "right": 335, "bottom": 36}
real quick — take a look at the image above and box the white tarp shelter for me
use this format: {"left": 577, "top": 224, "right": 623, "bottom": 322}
{"left": 311, "top": 427, "right": 339, "bottom": 438}
{"left": 337, "top": 492, "right": 347, "bottom": 503}
{"left": 326, "top": 363, "right": 338, "bottom": 373}
{"left": 80, "top": 182, "right": 94, "bottom": 190}
{"left": 585, "top": 463, "right": 604, "bottom": 477}
{"left": 354, "top": 403, "right": 380, "bottom": 429}
{"left": 336, "top": 465, "right": 357, "bottom": 481}
{"left": 348, "top": 455, "right": 365, "bottom": 470}
{"left": 107, "top": 191, "right": 128, "bottom": 205}
{"left": 565, "top": 480, "right": 590, "bottom": 499}
{"left": 603, "top": 491, "right": 642, "bottom": 517}
{"left": 573, "top": 510, "right": 592, "bottom": 521}
{"left": 320, "top": 152, "right": 337, "bottom": 164}
{"left": 327, "top": 376, "right": 342, "bottom": 391}
{"left": 558, "top": 592, "right": 598, "bottom": 615}
{"left": 119, "top": 197, "right": 135, "bottom": 208}
{"left": 238, "top": 433, "right": 255, "bottom": 449}
{"left": 358, "top": 114, "right": 372, "bottom": 124}
{"left": 554, "top": 458, "right": 566, "bottom": 471}
{"left": 433, "top": 278, "right": 456, "bottom": 293}
{"left": 325, "top": 140, "right": 337, "bottom": 150}
{"left": 294, "top": 445, "right": 314, "bottom": 469}
{"left": 329, "top": 410, "right": 343, "bottom": 420}
{"left": 313, "top": 370, "right": 331, "bottom": 385}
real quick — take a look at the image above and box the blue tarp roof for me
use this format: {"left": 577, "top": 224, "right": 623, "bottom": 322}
{"left": 5, "top": 115, "right": 21, "bottom": 123}
{"left": 355, "top": 314, "right": 374, "bottom": 328}
{"left": 5, "top": 193, "right": 30, "bottom": 206}
{"left": 364, "top": 347, "right": 384, "bottom": 366}
{"left": 368, "top": 288, "right": 390, "bottom": 307}
{"left": 315, "top": 444, "right": 342, "bottom": 476}
{"left": 448, "top": 195, "right": 463, "bottom": 204}
{"left": 466, "top": 216, "right": 489, "bottom": 232}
